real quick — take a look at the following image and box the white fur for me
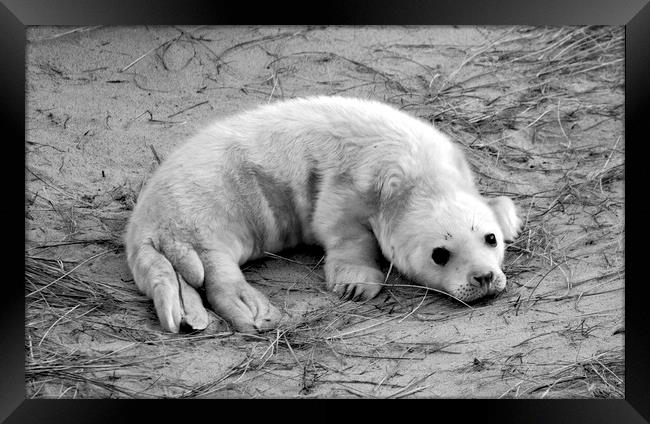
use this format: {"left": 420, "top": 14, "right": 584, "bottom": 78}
{"left": 125, "top": 96, "right": 522, "bottom": 333}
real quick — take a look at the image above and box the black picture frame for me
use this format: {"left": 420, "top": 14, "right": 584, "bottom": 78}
{"left": 4, "top": 0, "right": 648, "bottom": 422}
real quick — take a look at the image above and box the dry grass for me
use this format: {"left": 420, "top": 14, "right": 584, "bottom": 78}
{"left": 497, "top": 347, "right": 625, "bottom": 398}
{"left": 25, "top": 26, "right": 624, "bottom": 398}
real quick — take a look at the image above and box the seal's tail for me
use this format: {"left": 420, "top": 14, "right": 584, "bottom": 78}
{"left": 127, "top": 241, "right": 209, "bottom": 333}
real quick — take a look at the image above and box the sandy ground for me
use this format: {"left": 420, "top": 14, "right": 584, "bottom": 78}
{"left": 25, "top": 26, "right": 624, "bottom": 398}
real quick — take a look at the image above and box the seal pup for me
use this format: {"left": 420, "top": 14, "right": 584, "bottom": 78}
{"left": 125, "top": 96, "right": 521, "bottom": 333}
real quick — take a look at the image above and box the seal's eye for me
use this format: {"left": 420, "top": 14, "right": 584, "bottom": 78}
{"left": 432, "top": 247, "right": 450, "bottom": 266}
{"left": 485, "top": 233, "right": 497, "bottom": 247}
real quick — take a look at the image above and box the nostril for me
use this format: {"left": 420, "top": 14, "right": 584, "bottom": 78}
{"left": 473, "top": 271, "right": 494, "bottom": 287}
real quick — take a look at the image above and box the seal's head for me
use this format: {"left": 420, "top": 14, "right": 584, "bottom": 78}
{"left": 387, "top": 192, "right": 521, "bottom": 303}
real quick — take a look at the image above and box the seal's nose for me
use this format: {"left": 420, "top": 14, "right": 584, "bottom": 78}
{"left": 472, "top": 271, "right": 494, "bottom": 287}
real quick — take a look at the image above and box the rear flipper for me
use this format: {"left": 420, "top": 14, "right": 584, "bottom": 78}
{"left": 129, "top": 243, "right": 209, "bottom": 333}
{"left": 200, "top": 250, "right": 284, "bottom": 333}
{"left": 177, "top": 273, "right": 210, "bottom": 331}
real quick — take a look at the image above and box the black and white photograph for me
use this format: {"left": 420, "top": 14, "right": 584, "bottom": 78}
{"left": 24, "top": 25, "right": 625, "bottom": 399}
